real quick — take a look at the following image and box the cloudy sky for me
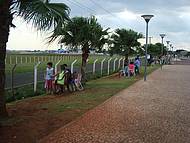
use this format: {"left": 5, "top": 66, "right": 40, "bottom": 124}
{"left": 7, "top": 0, "right": 190, "bottom": 51}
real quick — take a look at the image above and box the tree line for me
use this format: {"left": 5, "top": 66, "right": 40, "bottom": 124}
{"left": 0, "top": 0, "right": 166, "bottom": 117}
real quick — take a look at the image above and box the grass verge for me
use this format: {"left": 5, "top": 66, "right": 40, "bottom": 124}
{"left": 0, "top": 65, "right": 159, "bottom": 143}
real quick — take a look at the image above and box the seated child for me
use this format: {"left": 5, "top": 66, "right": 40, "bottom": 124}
{"left": 67, "top": 71, "right": 76, "bottom": 92}
{"left": 119, "top": 69, "right": 125, "bottom": 78}
{"left": 73, "top": 71, "right": 84, "bottom": 91}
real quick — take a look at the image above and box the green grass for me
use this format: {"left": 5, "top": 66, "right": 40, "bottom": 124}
{"left": 5, "top": 65, "right": 158, "bottom": 103}
{"left": 35, "top": 65, "right": 160, "bottom": 114}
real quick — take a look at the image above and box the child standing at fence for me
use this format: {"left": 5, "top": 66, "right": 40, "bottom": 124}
{"left": 129, "top": 62, "right": 135, "bottom": 76}
{"left": 45, "top": 62, "right": 54, "bottom": 94}
{"left": 134, "top": 58, "right": 140, "bottom": 75}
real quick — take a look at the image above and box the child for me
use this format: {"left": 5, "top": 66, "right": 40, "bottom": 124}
{"left": 54, "top": 64, "right": 68, "bottom": 94}
{"left": 45, "top": 62, "right": 54, "bottom": 94}
{"left": 119, "top": 69, "right": 125, "bottom": 78}
{"left": 134, "top": 58, "right": 140, "bottom": 75}
{"left": 129, "top": 62, "right": 135, "bottom": 76}
{"left": 73, "top": 71, "right": 84, "bottom": 91}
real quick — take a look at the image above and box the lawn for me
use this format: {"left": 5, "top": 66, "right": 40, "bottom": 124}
{"left": 0, "top": 65, "right": 159, "bottom": 143}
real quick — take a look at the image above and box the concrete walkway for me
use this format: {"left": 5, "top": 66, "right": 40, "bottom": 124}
{"left": 39, "top": 65, "right": 190, "bottom": 143}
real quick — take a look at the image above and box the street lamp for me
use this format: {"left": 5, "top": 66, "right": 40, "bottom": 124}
{"left": 166, "top": 41, "right": 170, "bottom": 52}
{"left": 172, "top": 46, "right": 174, "bottom": 58}
{"left": 166, "top": 41, "right": 170, "bottom": 64}
{"left": 160, "top": 34, "right": 166, "bottom": 69}
{"left": 170, "top": 44, "right": 173, "bottom": 57}
{"left": 141, "top": 14, "right": 154, "bottom": 81}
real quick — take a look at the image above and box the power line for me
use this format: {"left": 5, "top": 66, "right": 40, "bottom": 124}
{"left": 66, "top": 0, "right": 96, "bottom": 14}
{"left": 88, "top": 0, "right": 116, "bottom": 17}
{"left": 88, "top": 0, "right": 126, "bottom": 27}
{"left": 63, "top": 0, "right": 126, "bottom": 28}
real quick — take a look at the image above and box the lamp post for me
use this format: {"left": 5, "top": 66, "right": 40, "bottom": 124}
{"left": 170, "top": 44, "right": 172, "bottom": 58}
{"left": 160, "top": 34, "right": 166, "bottom": 69}
{"left": 172, "top": 46, "right": 174, "bottom": 59}
{"left": 166, "top": 41, "right": 170, "bottom": 53}
{"left": 166, "top": 41, "right": 170, "bottom": 64}
{"left": 141, "top": 14, "right": 154, "bottom": 81}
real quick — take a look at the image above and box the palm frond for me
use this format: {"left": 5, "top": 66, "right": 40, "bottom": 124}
{"left": 18, "top": 0, "right": 70, "bottom": 31}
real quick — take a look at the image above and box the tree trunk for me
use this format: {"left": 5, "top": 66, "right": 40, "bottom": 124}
{"left": 124, "top": 54, "right": 129, "bottom": 66}
{"left": 81, "top": 43, "right": 89, "bottom": 84}
{"left": 124, "top": 48, "right": 130, "bottom": 66}
{"left": 0, "top": 0, "right": 12, "bottom": 117}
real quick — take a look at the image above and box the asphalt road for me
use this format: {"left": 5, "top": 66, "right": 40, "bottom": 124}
{"left": 5, "top": 61, "right": 118, "bottom": 89}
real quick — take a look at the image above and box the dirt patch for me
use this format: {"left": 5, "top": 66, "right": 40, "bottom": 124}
{"left": 0, "top": 94, "right": 80, "bottom": 143}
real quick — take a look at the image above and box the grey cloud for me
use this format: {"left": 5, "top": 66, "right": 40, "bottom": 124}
{"left": 53, "top": 0, "right": 190, "bottom": 50}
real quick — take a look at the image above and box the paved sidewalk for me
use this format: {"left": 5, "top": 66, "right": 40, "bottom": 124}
{"left": 39, "top": 65, "right": 190, "bottom": 143}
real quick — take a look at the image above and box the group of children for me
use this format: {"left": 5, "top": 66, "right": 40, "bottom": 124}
{"left": 119, "top": 57, "right": 141, "bottom": 77}
{"left": 45, "top": 62, "right": 83, "bottom": 95}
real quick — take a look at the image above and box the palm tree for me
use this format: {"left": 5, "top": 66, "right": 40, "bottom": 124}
{"left": 0, "top": 0, "right": 70, "bottom": 117}
{"left": 110, "top": 29, "right": 143, "bottom": 62}
{"left": 59, "top": 16, "right": 109, "bottom": 83}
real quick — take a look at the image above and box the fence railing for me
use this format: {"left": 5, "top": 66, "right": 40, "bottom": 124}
{"left": 5, "top": 54, "right": 107, "bottom": 65}
{"left": 5, "top": 56, "right": 147, "bottom": 102}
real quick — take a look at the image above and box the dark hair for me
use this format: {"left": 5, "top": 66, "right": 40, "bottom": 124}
{"left": 63, "top": 64, "right": 68, "bottom": 67}
{"left": 130, "top": 62, "right": 134, "bottom": 64}
{"left": 47, "top": 62, "right": 53, "bottom": 67}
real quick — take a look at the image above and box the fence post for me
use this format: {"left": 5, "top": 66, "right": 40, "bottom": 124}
{"left": 122, "top": 58, "right": 125, "bottom": 69}
{"left": 71, "top": 59, "right": 78, "bottom": 73}
{"left": 118, "top": 58, "right": 123, "bottom": 69}
{"left": 21, "top": 56, "right": 23, "bottom": 64}
{"left": 10, "top": 56, "right": 12, "bottom": 64}
{"left": 101, "top": 58, "right": 106, "bottom": 76}
{"left": 107, "top": 58, "right": 112, "bottom": 75}
{"left": 25, "top": 56, "right": 27, "bottom": 64}
{"left": 34, "top": 62, "right": 41, "bottom": 94}
{"left": 93, "top": 59, "right": 98, "bottom": 75}
{"left": 16, "top": 56, "right": 18, "bottom": 64}
{"left": 11, "top": 64, "right": 17, "bottom": 99}
{"left": 55, "top": 60, "right": 62, "bottom": 74}
{"left": 113, "top": 58, "right": 118, "bottom": 72}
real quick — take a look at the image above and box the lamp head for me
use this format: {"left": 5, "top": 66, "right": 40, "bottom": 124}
{"left": 160, "top": 34, "right": 166, "bottom": 39}
{"left": 141, "top": 15, "right": 154, "bottom": 23}
{"left": 166, "top": 41, "right": 170, "bottom": 44}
